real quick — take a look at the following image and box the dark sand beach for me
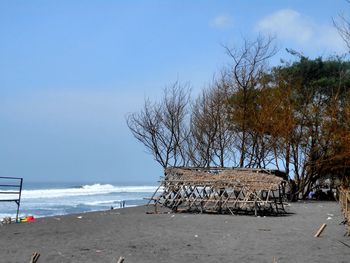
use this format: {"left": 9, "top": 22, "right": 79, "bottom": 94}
{"left": 1, "top": 201, "right": 349, "bottom": 263}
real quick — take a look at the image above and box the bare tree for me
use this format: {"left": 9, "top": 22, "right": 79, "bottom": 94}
{"left": 162, "top": 82, "right": 191, "bottom": 166}
{"left": 212, "top": 76, "right": 236, "bottom": 167}
{"left": 224, "top": 35, "right": 277, "bottom": 167}
{"left": 189, "top": 89, "right": 218, "bottom": 167}
{"left": 126, "top": 82, "right": 190, "bottom": 168}
{"left": 334, "top": 12, "right": 350, "bottom": 50}
{"left": 186, "top": 77, "right": 234, "bottom": 167}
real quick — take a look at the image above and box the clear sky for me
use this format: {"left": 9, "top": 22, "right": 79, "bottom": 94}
{"left": 0, "top": 0, "right": 348, "bottom": 184}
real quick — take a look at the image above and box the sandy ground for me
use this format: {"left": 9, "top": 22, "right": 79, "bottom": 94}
{"left": 0, "top": 201, "right": 349, "bottom": 263}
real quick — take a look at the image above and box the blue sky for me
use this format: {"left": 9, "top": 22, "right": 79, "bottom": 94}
{"left": 0, "top": 0, "right": 348, "bottom": 184}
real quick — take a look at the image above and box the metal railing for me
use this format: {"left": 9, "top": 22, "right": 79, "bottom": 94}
{"left": 0, "top": 176, "right": 23, "bottom": 222}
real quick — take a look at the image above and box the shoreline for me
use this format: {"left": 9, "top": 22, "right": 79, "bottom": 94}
{"left": 0, "top": 182, "right": 157, "bottom": 220}
{"left": 1, "top": 201, "right": 349, "bottom": 262}
{"left": 1, "top": 202, "right": 141, "bottom": 223}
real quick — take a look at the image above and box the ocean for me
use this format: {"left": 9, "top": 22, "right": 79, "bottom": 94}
{"left": 0, "top": 182, "right": 158, "bottom": 220}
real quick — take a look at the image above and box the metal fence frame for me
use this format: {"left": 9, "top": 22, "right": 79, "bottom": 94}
{"left": 0, "top": 176, "right": 23, "bottom": 222}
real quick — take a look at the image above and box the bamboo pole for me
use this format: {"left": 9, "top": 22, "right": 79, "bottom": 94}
{"left": 314, "top": 223, "right": 327, "bottom": 237}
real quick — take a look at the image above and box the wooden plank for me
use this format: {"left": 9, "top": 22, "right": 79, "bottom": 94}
{"left": 314, "top": 223, "right": 327, "bottom": 237}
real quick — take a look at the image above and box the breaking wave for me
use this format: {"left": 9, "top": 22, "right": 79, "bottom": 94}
{"left": 19, "top": 184, "right": 157, "bottom": 199}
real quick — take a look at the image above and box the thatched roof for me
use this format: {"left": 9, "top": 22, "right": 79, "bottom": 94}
{"left": 163, "top": 167, "right": 285, "bottom": 191}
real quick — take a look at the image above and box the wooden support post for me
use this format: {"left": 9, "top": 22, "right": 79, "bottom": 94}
{"left": 254, "top": 201, "right": 258, "bottom": 217}
{"left": 314, "top": 223, "right": 327, "bottom": 237}
{"left": 146, "top": 184, "right": 161, "bottom": 205}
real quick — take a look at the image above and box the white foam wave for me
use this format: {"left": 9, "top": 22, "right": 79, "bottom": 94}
{"left": 83, "top": 200, "right": 122, "bottom": 206}
{"left": 18, "top": 184, "right": 157, "bottom": 199}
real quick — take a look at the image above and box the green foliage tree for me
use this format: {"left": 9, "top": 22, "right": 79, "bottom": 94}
{"left": 268, "top": 56, "right": 350, "bottom": 195}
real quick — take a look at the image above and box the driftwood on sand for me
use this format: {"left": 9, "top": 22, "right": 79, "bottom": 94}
{"left": 29, "top": 252, "right": 40, "bottom": 263}
{"left": 314, "top": 223, "right": 327, "bottom": 237}
{"left": 148, "top": 167, "right": 287, "bottom": 216}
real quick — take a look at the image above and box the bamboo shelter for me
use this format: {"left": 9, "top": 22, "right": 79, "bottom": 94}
{"left": 148, "top": 167, "right": 288, "bottom": 216}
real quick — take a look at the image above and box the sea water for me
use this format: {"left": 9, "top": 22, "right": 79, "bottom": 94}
{"left": 0, "top": 182, "right": 158, "bottom": 220}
